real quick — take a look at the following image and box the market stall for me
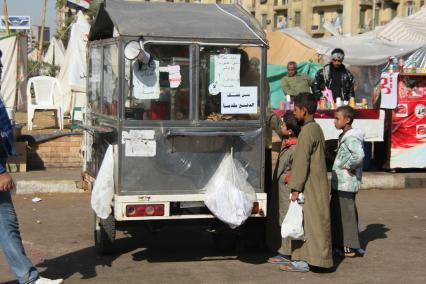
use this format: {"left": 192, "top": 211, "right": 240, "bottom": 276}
{"left": 273, "top": 109, "right": 385, "bottom": 142}
{"left": 390, "top": 47, "right": 426, "bottom": 168}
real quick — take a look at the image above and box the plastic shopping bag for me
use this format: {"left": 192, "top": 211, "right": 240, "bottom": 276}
{"left": 204, "top": 152, "right": 257, "bottom": 229}
{"left": 91, "top": 145, "right": 114, "bottom": 219}
{"left": 281, "top": 201, "right": 304, "bottom": 240}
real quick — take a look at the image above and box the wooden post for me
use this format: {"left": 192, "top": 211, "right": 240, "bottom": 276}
{"left": 38, "top": 0, "right": 47, "bottom": 61}
{"left": 2, "top": 0, "right": 10, "bottom": 34}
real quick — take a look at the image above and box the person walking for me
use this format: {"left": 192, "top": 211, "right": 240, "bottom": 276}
{"left": 0, "top": 49, "right": 64, "bottom": 284}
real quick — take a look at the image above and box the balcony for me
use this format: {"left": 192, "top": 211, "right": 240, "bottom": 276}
{"left": 274, "top": 5, "right": 289, "bottom": 11}
{"left": 312, "top": 0, "right": 344, "bottom": 8}
{"left": 311, "top": 25, "right": 325, "bottom": 35}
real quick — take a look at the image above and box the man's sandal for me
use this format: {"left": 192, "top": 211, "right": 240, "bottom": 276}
{"left": 279, "top": 262, "right": 310, "bottom": 273}
{"left": 267, "top": 254, "right": 291, "bottom": 264}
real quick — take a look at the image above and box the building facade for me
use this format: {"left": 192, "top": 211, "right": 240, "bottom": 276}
{"left": 244, "top": 0, "right": 425, "bottom": 36}
{"left": 57, "top": 0, "right": 424, "bottom": 37}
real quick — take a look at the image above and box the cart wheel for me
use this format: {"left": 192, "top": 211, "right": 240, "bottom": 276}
{"left": 94, "top": 213, "right": 116, "bottom": 255}
{"left": 211, "top": 222, "right": 238, "bottom": 251}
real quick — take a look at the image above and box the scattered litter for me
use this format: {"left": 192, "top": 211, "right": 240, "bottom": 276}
{"left": 32, "top": 197, "right": 42, "bottom": 203}
{"left": 36, "top": 220, "right": 41, "bottom": 224}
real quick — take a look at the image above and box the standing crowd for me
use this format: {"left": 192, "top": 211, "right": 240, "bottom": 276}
{"left": 267, "top": 48, "right": 365, "bottom": 272}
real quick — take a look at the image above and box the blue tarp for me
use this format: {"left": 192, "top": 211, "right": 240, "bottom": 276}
{"left": 267, "top": 61, "right": 322, "bottom": 108}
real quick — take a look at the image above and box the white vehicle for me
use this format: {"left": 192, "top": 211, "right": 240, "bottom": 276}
{"left": 83, "top": 0, "right": 269, "bottom": 254}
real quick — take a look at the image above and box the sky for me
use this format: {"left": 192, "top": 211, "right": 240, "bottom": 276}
{"left": 0, "top": 0, "right": 57, "bottom": 37}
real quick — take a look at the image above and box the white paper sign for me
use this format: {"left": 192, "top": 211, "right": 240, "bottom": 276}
{"left": 133, "top": 60, "right": 160, "bottom": 100}
{"left": 380, "top": 72, "right": 399, "bottom": 109}
{"left": 168, "top": 65, "right": 182, "bottom": 88}
{"left": 214, "top": 54, "right": 240, "bottom": 93}
{"left": 221, "top": 86, "right": 258, "bottom": 114}
{"left": 122, "top": 130, "right": 156, "bottom": 157}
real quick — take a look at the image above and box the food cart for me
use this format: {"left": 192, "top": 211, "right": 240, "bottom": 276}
{"left": 84, "top": 0, "right": 268, "bottom": 253}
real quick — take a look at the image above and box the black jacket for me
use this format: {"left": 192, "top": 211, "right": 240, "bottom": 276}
{"left": 312, "top": 63, "right": 355, "bottom": 101}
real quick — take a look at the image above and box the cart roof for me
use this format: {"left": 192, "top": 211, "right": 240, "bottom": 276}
{"left": 89, "top": 0, "right": 266, "bottom": 44}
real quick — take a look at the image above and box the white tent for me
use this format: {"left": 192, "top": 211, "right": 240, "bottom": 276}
{"left": 281, "top": 7, "right": 426, "bottom": 66}
{"left": 0, "top": 34, "right": 27, "bottom": 111}
{"left": 375, "top": 6, "right": 426, "bottom": 43}
{"left": 43, "top": 37, "right": 66, "bottom": 67}
{"left": 57, "top": 11, "right": 90, "bottom": 114}
{"left": 282, "top": 27, "right": 423, "bottom": 66}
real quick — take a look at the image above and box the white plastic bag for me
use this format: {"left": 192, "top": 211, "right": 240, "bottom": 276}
{"left": 204, "top": 152, "right": 257, "bottom": 228}
{"left": 281, "top": 201, "right": 304, "bottom": 240}
{"left": 91, "top": 145, "right": 114, "bottom": 219}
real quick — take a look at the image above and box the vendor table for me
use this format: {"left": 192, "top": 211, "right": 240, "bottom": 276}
{"left": 273, "top": 109, "right": 385, "bottom": 142}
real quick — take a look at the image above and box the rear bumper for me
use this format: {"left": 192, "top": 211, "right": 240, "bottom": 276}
{"left": 114, "top": 193, "right": 267, "bottom": 221}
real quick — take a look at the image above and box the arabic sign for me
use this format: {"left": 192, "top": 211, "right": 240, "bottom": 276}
{"left": 0, "top": 16, "right": 30, "bottom": 30}
{"left": 221, "top": 86, "right": 258, "bottom": 114}
{"left": 213, "top": 54, "right": 241, "bottom": 93}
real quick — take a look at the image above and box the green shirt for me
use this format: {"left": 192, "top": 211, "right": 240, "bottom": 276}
{"left": 281, "top": 73, "right": 313, "bottom": 97}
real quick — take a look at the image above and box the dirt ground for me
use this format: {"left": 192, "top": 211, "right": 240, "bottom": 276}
{"left": 1, "top": 189, "right": 426, "bottom": 284}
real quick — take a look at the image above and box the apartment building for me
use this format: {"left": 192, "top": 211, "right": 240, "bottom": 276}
{"left": 243, "top": 0, "right": 425, "bottom": 36}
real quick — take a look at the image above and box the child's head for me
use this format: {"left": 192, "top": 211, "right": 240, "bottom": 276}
{"left": 334, "top": 105, "right": 356, "bottom": 130}
{"left": 293, "top": 92, "right": 317, "bottom": 122}
{"left": 280, "top": 111, "right": 301, "bottom": 138}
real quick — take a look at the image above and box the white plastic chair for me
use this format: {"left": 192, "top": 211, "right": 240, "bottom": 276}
{"left": 27, "top": 76, "right": 63, "bottom": 130}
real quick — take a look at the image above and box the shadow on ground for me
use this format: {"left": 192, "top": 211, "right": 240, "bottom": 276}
{"left": 330, "top": 223, "right": 390, "bottom": 273}
{"left": 24, "top": 222, "right": 268, "bottom": 281}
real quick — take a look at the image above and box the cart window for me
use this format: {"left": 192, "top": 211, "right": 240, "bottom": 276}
{"left": 102, "top": 44, "right": 119, "bottom": 116}
{"left": 88, "top": 47, "right": 102, "bottom": 113}
{"left": 124, "top": 44, "right": 190, "bottom": 120}
{"left": 199, "top": 46, "right": 261, "bottom": 121}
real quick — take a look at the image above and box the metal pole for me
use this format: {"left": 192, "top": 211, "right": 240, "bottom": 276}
{"left": 38, "top": 0, "right": 47, "bottom": 61}
{"left": 372, "top": 0, "right": 376, "bottom": 29}
{"left": 2, "top": 0, "right": 10, "bottom": 34}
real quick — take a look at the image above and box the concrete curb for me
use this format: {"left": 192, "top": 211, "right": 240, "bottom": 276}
{"left": 13, "top": 180, "right": 85, "bottom": 194}
{"left": 9, "top": 173, "right": 426, "bottom": 194}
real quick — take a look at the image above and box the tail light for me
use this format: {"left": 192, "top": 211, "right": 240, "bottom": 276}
{"left": 126, "top": 204, "right": 165, "bottom": 217}
{"left": 251, "top": 202, "right": 260, "bottom": 214}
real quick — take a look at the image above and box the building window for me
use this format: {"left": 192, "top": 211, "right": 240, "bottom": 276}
{"left": 421, "top": 1, "right": 425, "bottom": 7}
{"left": 261, "top": 14, "right": 268, "bottom": 28}
{"left": 407, "top": 2, "right": 414, "bottom": 16}
{"left": 319, "top": 11, "right": 324, "bottom": 28}
{"left": 283, "top": 0, "right": 288, "bottom": 4}
{"left": 294, "top": 11, "right": 301, "bottom": 27}
{"left": 360, "top": 9, "right": 366, "bottom": 28}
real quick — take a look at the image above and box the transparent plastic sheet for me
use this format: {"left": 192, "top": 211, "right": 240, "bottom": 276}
{"left": 203, "top": 150, "right": 257, "bottom": 229}
{"left": 120, "top": 126, "right": 262, "bottom": 193}
{"left": 91, "top": 145, "right": 114, "bottom": 219}
{"left": 281, "top": 201, "right": 304, "bottom": 240}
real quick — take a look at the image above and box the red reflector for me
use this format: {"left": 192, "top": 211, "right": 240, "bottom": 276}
{"left": 251, "top": 202, "right": 260, "bottom": 214}
{"left": 126, "top": 204, "right": 165, "bottom": 217}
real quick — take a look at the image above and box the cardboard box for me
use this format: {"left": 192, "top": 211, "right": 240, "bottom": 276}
{"left": 6, "top": 142, "right": 27, "bottom": 172}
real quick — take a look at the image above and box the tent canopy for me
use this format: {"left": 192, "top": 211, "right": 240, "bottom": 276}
{"left": 43, "top": 37, "right": 66, "bottom": 67}
{"left": 282, "top": 27, "right": 423, "bottom": 66}
{"left": 0, "top": 33, "right": 27, "bottom": 110}
{"left": 89, "top": 0, "right": 266, "bottom": 44}
{"left": 266, "top": 31, "right": 320, "bottom": 65}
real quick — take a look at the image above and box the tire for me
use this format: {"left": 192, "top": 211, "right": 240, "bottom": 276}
{"left": 94, "top": 213, "right": 116, "bottom": 255}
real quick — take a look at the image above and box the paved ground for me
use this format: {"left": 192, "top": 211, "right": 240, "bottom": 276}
{"left": 1, "top": 189, "right": 426, "bottom": 284}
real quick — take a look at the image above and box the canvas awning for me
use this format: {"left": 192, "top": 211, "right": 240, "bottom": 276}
{"left": 89, "top": 0, "right": 266, "bottom": 44}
